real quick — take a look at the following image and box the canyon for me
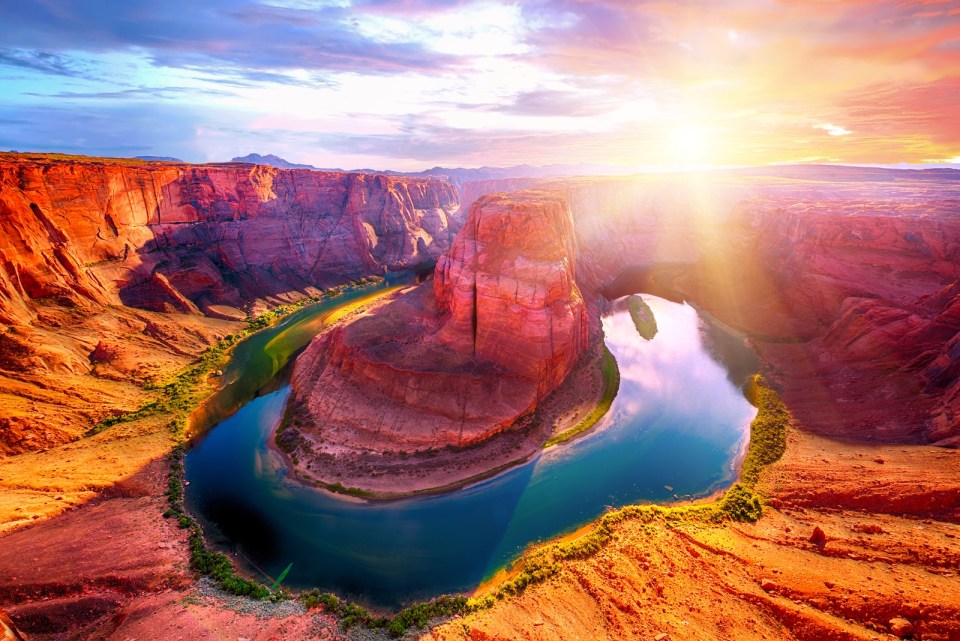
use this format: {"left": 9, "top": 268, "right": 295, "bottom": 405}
{"left": 0, "top": 154, "right": 959, "bottom": 640}
{"left": 0, "top": 153, "right": 461, "bottom": 458}
{"left": 283, "top": 190, "right": 591, "bottom": 494}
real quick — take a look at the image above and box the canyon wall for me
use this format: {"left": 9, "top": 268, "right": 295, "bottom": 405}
{"left": 0, "top": 153, "right": 461, "bottom": 456}
{"left": 0, "top": 154, "right": 461, "bottom": 325}
{"left": 559, "top": 173, "right": 960, "bottom": 444}
{"left": 289, "top": 170, "right": 960, "bottom": 467}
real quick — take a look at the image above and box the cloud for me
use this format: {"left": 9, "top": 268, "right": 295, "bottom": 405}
{"left": 498, "top": 89, "right": 617, "bottom": 118}
{"left": 24, "top": 86, "right": 235, "bottom": 100}
{"left": 0, "top": 1, "right": 463, "bottom": 76}
{"left": 2, "top": 0, "right": 960, "bottom": 168}
{"left": 0, "top": 48, "right": 93, "bottom": 79}
{"left": 814, "top": 123, "right": 853, "bottom": 136}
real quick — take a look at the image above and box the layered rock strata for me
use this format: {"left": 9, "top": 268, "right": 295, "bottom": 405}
{"left": 0, "top": 153, "right": 461, "bottom": 326}
{"left": 0, "top": 153, "right": 461, "bottom": 456}
{"left": 286, "top": 192, "right": 589, "bottom": 479}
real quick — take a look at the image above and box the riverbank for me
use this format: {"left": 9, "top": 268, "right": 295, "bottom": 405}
{"left": 0, "top": 278, "right": 391, "bottom": 535}
{"left": 273, "top": 322, "right": 612, "bottom": 500}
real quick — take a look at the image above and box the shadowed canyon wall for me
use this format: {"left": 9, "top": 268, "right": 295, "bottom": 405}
{"left": 3, "top": 158, "right": 959, "bottom": 460}
{"left": 561, "top": 173, "right": 960, "bottom": 445}
{"left": 0, "top": 154, "right": 461, "bottom": 456}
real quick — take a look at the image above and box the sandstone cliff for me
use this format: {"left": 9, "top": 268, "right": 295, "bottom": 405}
{"left": 532, "top": 173, "right": 960, "bottom": 445}
{"left": 0, "top": 153, "right": 461, "bottom": 457}
{"left": 286, "top": 191, "right": 589, "bottom": 491}
{"left": 0, "top": 153, "right": 461, "bottom": 325}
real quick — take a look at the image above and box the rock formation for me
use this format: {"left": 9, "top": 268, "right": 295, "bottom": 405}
{"left": 4, "top": 157, "right": 960, "bottom": 640}
{"left": 0, "top": 152, "right": 462, "bottom": 457}
{"left": 286, "top": 191, "right": 589, "bottom": 487}
{"left": 0, "top": 153, "right": 461, "bottom": 326}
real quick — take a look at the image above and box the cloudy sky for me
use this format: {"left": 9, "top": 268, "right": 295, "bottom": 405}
{"left": 2, "top": 0, "right": 959, "bottom": 170}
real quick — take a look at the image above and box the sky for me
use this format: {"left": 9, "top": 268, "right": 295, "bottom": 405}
{"left": 1, "top": 0, "right": 959, "bottom": 171}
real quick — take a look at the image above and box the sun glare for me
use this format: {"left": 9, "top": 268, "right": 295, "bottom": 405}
{"left": 664, "top": 125, "right": 713, "bottom": 168}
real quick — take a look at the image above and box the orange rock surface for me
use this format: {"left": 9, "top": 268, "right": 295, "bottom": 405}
{"left": 2, "top": 162, "right": 960, "bottom": 641}
{"left": 285, "top": 192, "right": 589, "bottom": 492}
{"left": 0, "top": 153, "right": 461, "bottom": 325}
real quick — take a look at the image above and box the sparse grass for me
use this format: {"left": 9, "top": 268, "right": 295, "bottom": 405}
{"left": 324, "top": 482, "right": 375, "bottom": 498}
{"left": 480, "top": 375, "right": 789, "bottom": 604}
{"left": 545, "top": 345, "right": 620, "bottom": 447}
{"left": 163, "top": 446, "right": 275, "bottom": 599}
{"left": 131, "top": 278, "right": 382, "bottom": 600}
{"left": 86, "top": 277, "right": 384, "bottom": 438}
{"left": 627, "top": 295, "right": 658, "bottom": 340}
{"left": 300, "top": 590, "right": 471, "bottom": 637}
{"left": 149, "top": 280, "right": 786, "bottom": 634}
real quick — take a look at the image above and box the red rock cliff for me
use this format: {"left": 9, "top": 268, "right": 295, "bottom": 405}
{"left": 0, "top": 154, "right": 461, "bottom": 325}
{"left": 287, "top": 191, "right": 589, "bottom": 469}
{"left": 561, "top": 173, "right": 960, "bottom": 445}
{"left": 434, "top": 191, "right": 588, "bottom": 397}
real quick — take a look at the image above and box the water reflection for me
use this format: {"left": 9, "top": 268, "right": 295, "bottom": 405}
{"left": 185, "top": 294, "right": 757, "bottom": 608}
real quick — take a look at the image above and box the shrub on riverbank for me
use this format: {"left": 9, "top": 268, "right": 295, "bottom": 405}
{"left": 545, "top": 345, "right": 621, "bottom": 446}
{"left": 481, "top": 375, "right": 789, "bottom": 602}
{"left": 627, "top": 295, "right": 658, "bottom": 340}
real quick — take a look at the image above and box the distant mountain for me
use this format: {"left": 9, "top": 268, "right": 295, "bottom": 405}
{"left": 135, "top": 155, "right": 184, "bottom": 162}
{"left": 231, "top": 153, "right": 337, "bottom": 170}
{"left": 365, "top": 163, "right": 633, "bottom": 188}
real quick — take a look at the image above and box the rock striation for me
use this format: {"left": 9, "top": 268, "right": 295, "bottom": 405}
{"left": 0, "top": 152, "right": 461, "bottom": 457}
{"left": 286, "top": 192, "right": 589, "bottom": 484}
{"left": 0, "top": 153, "right": 461, "bottom": 326}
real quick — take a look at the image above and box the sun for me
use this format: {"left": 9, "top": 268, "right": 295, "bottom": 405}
{"left": 668, "top": 125, "right": 713, "bottom": 167}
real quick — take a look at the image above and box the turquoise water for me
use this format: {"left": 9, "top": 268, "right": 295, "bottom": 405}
{"left": 185, "top": 294, "right": 757, "bottom": 608}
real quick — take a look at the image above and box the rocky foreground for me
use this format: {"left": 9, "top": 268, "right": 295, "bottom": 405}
{"left": 0, "top": 157, "right": 959, "bottom": 639}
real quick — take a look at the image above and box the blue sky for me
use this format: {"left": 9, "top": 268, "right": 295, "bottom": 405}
{"left": 2, "top": 0, "right": 959, "bottom": 170}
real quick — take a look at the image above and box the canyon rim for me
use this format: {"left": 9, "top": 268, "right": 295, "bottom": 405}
{"left": 3, "top": 0, "right": 960, "bottom": 639}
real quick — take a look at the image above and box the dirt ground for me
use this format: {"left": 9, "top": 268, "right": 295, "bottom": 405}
{"left": 425, "top": 428, "right": 960, "bottom": 641}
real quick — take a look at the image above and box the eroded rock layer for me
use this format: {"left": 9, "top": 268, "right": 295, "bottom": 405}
{"left": 0, "top": 153, "right": 461, "bottom": 325}
{"left": 287, "top": 192, "right": 588, "bottom": 476}
{"left": 0, "top": 153, "right": 461, "bottom": 457}
{"left": 4, "top": 161, "right": 960, "bottom": 640}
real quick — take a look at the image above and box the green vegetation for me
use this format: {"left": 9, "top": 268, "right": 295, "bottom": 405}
{"left": 324, "top": 482, "right": 375, "bottom": 498}
{"left": 86, "top": 333, "right": 242, "bottom": 436}
{"left": 139, "top": 274, "right": 785, "bottom": 634}
{"left": 163, "top": 446, "right": 274, "bottom": 599}
{"left": 627, "top": 295, "right": 658, "bottom": 340}
{"left": 300, "top": 590, "right": 472, "bottom": 637}
{"left": 246, "top": 277, "right": 381, "bottom": 331}
{"left": 99, "top": 277, "right": 379, "bottom": 601}
{"left": 737, "top": 375, "right": 789, "bottom": 487}
{"left": 545, "top": 345, "right": 621, "bottom": 447}
{"left": 484, "top": 374, "right": 789, "bottom": 605}
{"left": 86, "top": 277, "right": 384, "bottom": 438}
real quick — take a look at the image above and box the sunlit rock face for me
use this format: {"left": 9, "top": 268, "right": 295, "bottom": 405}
{"left": 288, "top": 192, "right": 589, "bottom": 456}
{"left": 434, "top": 191, "right": 589, "bottom": 397}
{"left": 0, "top": 155, "right": 461, "bottom": 324}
